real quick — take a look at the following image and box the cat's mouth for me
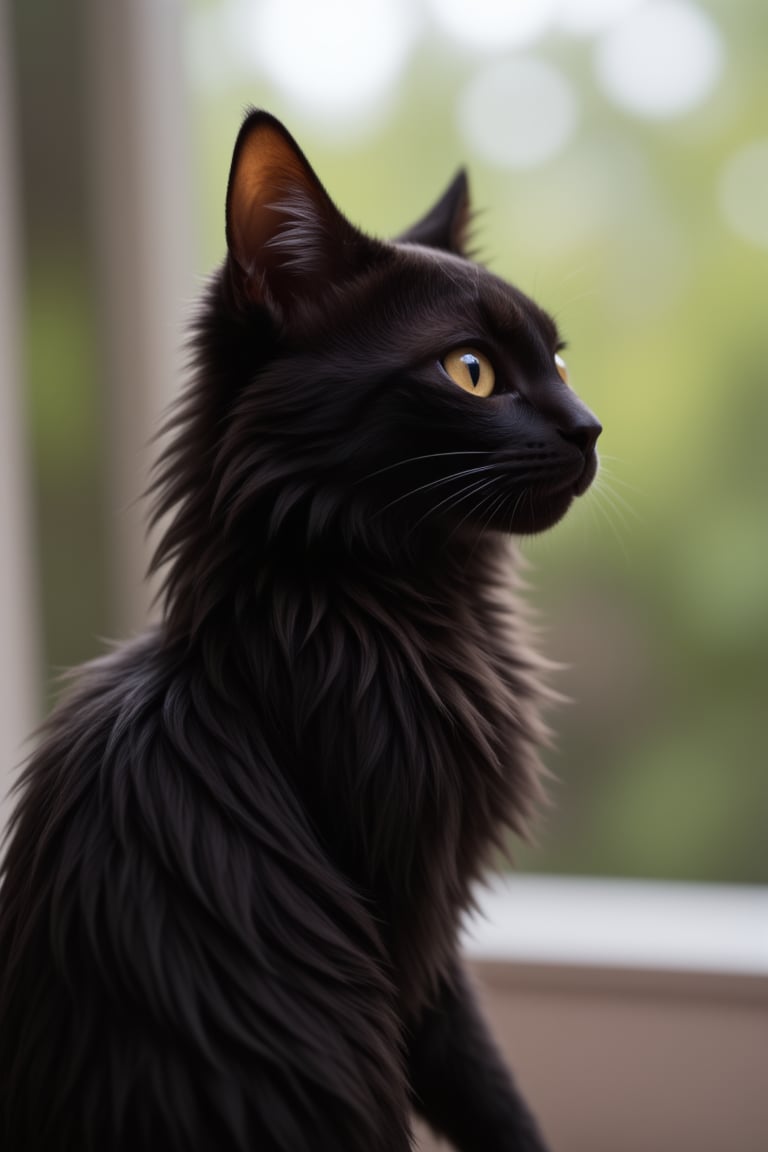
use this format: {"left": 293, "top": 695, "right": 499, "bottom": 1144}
{"left": 573, "top": 448, "right": 599, "bottom": 497}
{"left": 508, "top": 447, "right": 599, "bottom": 534}
{"left": 551, "top": 446, "right": 599, "bottom": 505}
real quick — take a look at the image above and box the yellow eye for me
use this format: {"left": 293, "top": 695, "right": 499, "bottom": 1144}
{"left": 555, "top": 352, "right": 569, "bottom": 384}
{"left": 442, "top": 347, "right": 495, "bottom": 397}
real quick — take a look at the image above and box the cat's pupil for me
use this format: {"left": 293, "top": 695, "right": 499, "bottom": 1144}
{"left": 461, "top": 353, "right": 481, "bottom": 387}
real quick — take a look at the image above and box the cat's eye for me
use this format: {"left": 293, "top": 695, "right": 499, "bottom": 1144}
{"left": 555, "top": 352, "right": 569, "bottom": 384}
{"left": 442, "top": 348, "right": 495, "bottom": 397}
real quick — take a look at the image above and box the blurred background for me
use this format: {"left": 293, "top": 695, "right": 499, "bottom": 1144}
{"left": 2, "top": 0, "right": 767, "bottom": 884}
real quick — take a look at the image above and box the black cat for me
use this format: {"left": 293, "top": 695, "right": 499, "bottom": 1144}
{"left": 0, "top": 111, "right": 601, "bottom": 1151}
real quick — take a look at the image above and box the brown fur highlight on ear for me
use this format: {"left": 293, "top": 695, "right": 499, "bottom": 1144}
{"left": 226, "top": 112, "right": 321, "bottom": 276}
{"left": 225, "top": 110, "right": 376, "bottom": 312}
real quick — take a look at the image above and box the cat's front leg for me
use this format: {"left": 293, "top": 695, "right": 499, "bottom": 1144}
{"left": 407, "top": 957, "right": 551, "bottom": 1152}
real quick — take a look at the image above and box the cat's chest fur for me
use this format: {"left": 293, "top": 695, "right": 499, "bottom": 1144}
{"left": 241, "top": 539, "right": 548, "bottom": 1012}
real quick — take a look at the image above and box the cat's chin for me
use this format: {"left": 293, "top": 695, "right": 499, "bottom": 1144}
{"left": 507, "top": 454, "right": 599, "bottom": 535}
{"left": 506, "top": 491, "right": 576, "bottom": 536}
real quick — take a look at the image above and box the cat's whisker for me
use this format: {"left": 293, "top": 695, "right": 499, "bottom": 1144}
{"left": 527, "top": 487, "right": 537, "bottom": 529}
{"left": 357, "top": 450, "right": 490, "bottom": 486}
{"left": 467, "top": 485, "right": 524, "bottom": 567}
{"left": 592, "top": 477, "right": 630, "bottom": 528}
{"left": 415, "top": 475, "right": 501, "bottom": 527}
{"left": 596, "top": 459, "right": 644, "bottom": 497}
{"left": 593, "top": 471, "right": 643, "bottom": 526}
{"left": 597, "top": 502, "right": 630, "bottom": 564}
{"left": 589, "top": 484, "right": 631, "bottom": 562}
{"left": 597, "top": 470, "right": 644, "bottom": 497}
{"left": 403, "top": 475, "right": 502, "bottom": 542}
{"left": 376, "top": 464, "right": 502, "bottom": 517}
{"left": 447, "top": 477, "right": 504, "bottom": 543}
{"left": 597, "top": 453, "right": 632, "bottom": 465}
{"left": 601, "top": 482, "right": 642, "bottom": 524}
{"left": 502, "top": 490, "right": 528, "bottom": 541}
{"left": 481, "top": 487, "right": 513, "bottom": 537}
{"left": 460, "top": 486, "right": 507, "bottom": 568}
{"left": 501, "top": 487, "right": 528, "bottom": 535}
{"left": 455, "top": 481, "right": 511, "bottom": 566}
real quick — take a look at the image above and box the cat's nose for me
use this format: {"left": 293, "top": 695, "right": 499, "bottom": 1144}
{"left": 528, "top": 377, "right": 602, "bottom": 458}
{"left": 559, "top": 415, "right": 602, "bottom": 457}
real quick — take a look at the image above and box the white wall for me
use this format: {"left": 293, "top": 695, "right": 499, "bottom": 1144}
{"left": 0, "top": 0, "right": 40, "bottom": 836}
{"left": 85, "top": 0, "right": 192, "bottom": 636}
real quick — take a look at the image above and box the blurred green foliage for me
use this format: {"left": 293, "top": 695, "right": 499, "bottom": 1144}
{"left": 25, "top": 254, "right": 110, "bottom": 688}
{"left": 20, "top": 0, "right": 768, "bottom": 881}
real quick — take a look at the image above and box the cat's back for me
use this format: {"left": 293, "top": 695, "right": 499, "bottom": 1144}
{"left": 0, "top": 632, "right": 409, "bottom": 1152}
{"left": 0, "top": 631, "right": 174, "bottom": 943}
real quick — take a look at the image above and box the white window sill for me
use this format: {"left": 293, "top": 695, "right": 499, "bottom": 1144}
{"left": 462, "top": 874, "right": 768, "bottom": 977}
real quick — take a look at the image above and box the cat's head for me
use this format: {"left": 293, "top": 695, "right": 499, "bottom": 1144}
{"left": 155, "top": 111, "right": 601, "bottom": 599}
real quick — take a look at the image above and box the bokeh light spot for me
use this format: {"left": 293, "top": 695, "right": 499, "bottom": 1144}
{"left": 718, "top": 140, "right": 768, "bottom": 251}
{"left": 191, "top": 0, "right": 416, "bottom": 135}
{"left": 595, "top": 0, "right": 724, "bottom": 119}
{"left": 457, "top": 57, "right": 578, "bottom": 170}
{"left": 425, "top": 0, "right": 558, "bottom": 53}
{"left": 554, "top": 0, "right": 645, "bottom": 38}
{"left": 256, "top": 0, "right": 414, "bottom": 124}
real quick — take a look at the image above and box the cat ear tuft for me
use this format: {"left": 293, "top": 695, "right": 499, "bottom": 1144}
{"left": 225, "top": 110, "right": 373, "bottom": 314}
{"left": 397, "top": 169, "right": 472, "bottom": 257}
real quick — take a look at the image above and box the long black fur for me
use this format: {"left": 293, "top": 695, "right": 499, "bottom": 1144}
{"left": 0, "top": 112, "right": 600, "bottom": 1151}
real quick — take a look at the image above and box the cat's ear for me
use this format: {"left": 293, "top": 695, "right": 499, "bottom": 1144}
{"left": 396, "top": 170, "right": 472, "bottom": 257}
{"left": 226, "top": 110, "right": 376, "bottom": 315}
